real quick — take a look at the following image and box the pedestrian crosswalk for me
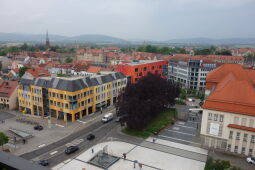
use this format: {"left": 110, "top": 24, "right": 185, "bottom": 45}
{"left": 65, "top": 138, "right": 84, "bottom": 147}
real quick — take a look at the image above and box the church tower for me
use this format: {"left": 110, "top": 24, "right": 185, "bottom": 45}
{"left": 46, "top": 30, "right": 50, "bottom": 47}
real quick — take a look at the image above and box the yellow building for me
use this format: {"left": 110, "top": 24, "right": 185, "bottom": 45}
{"left": 18, "top": 72, "right": 127, "bottom": 122}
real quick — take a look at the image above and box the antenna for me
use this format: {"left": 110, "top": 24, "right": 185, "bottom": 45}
{"left": 46, "top": 30, "right": 50, "bottom": 47}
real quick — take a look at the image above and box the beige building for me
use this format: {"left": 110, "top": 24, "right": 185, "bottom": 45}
{"left": 0, "top": 80, "right": 19, "bottom": 110}
{"left": 201, "top": 64, "right": 255, "bottom": 157}
{"left": 76, "top": 49, "right": 106, "bottom": 63}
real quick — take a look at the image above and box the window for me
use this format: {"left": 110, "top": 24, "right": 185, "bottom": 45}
{"left": 229, "top": 131, "right": 233, "bottom": 139}
{"left": 152, "top": 66, "right": 154, "bottom": 70}
{"left": 236, "top": 132, "right": 240, "bottom": 140}
{"left": 234, "top": 117, "right": 239, "bottom": 124}
{"left": 249, "top": 119, "right": 254, "bottom": 128}
{"left": 241, "top": 118, "right": 247, "bottom": 126}
{"left": 251, "top": 135, "right": 255, "bottom": 143}
{"left": 227, "top": 144, "right": 231, "bottom": 151}
{"left": 214, "top": 114, "right": 218, "bottom": 121}
{"left": 242, "top": 147, "right": 246, "bottom": 154}
{"left": 220, "top": 115, "right": 224, "bottom": 122}
{"left": 208, "top": 113, "right": 212, "bottom": 120}
{"left": 52, "top": 92, "right": 55, "bottom": 97}
{"left": 135, "top": 68, "right": 138, "bottom": 72}
{"left": 249, "top": 149, "right": 253, "bottom": 156}
{"left": 143, "top": 67, "right": 147, "bottom": 71}
{"left": 243, "top": 134, "right": 248, "bottom": 142}
{"left": 234, "top": 146, "right": 238, "bottom": 153}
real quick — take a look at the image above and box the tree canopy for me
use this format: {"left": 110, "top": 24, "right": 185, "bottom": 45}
{"left": 19, "top": 66, "right": 29, "bottom": 77}
{"left": 136, "top": 45, "right": 187, "bottom": 55}
{"left": 215, "top": 49, "right": 232, "bottom": 55}
{"left": 116, "top": 73, "right": 180, "bottom": 130}
{"left": 65, "top": 57, "right": 73, "bottom": 63}
{"left": 0, "top": 132, "right": 9, "bottom": 150}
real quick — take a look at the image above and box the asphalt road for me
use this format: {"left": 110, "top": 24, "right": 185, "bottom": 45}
{"left": 33, "top": 119, "right": 119, "bottom": 168}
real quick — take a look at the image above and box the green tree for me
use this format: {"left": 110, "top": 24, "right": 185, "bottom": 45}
{"left": 19, "top": 66, "right": 29, "bottom": 77}
{"left": 116, "top": 73, "right": 180, "bottom": 130}
{"left": 205, "top": 157, "right": 231, "bottom": 170}
{"left": 215, "top": 49, "right": 232, "bottom": 55}
{"left": 179, "top": 88, "right": 187, "bottom": 100}
{"left": 0, "top": 61, "right": 2, "bottom": 71}
{"left": 0, "top": 132, "right": 9, "bottom": 150}
{"left": 65, "top": 57, "right": 73, "bottom": 63}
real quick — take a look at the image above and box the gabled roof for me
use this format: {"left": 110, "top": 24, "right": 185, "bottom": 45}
{"left": 26, "top": 67, "right": 50, "bottom": 78}
{"left": 0, "top": 80, "right": 18, "bottom": 97}
{"left": 87, "top": 66, "right": 102, "bottom": 73}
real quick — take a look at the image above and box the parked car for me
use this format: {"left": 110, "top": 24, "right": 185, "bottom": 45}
{"left": 102, "top": 113, "right": 113, "bottom": 123}
{"left": 187, "top": 98, "right": 195, "bottom": 102}
{"left": 115, "top": 117, "right": 121, "bottom": 122}
{"left": 38, "top": 160, "right": 49, "bottom": 166}
{"left": 246, "top": 157, "right": 255, "bottom": 164}
{"left": 34, "top": 125, "right": 43, "bottom": 131}
{"left": 65, "top": 146, "right": 79, "bottom": 154}
{"left": 87, "top": 134, "right": 95, "bottom": 140}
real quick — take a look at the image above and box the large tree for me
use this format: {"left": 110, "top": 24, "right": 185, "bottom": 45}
{"left": 0, "top": 132, "right": 8, "bottom": 150}
{"left": 117, "top": 73, "right": 179, "bottom": 130}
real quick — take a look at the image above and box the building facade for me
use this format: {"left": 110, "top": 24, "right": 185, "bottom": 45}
{"left": 18, "top": 72, "right": 127, "bottom": 122}
{"left": 168, "top": 58, "right": 217, "bottom": 91}
{"left": 116, "top": 60, "right": 167, "bottom": 84}
{"left": 200, "top": 64, "right": 255, "bottom": 157}
{"left": 0, "top": 80, "right": 19, "bottom": 110}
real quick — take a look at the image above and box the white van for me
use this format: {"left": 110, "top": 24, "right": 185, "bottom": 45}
{"left": 101, "top": 113, "right": 113, "bottom": 123}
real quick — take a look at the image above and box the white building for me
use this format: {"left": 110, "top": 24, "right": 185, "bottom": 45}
{"left": 200, "top": 64, "right": 255, "bottom": 157}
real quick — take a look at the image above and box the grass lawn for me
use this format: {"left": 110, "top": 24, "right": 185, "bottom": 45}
{"left": 122, "top": 108, "right": 176, "bottom": 138}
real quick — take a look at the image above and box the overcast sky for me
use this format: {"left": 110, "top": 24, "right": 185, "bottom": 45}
{"left": 0, "top": 0, "right": 255, "bottom": 41}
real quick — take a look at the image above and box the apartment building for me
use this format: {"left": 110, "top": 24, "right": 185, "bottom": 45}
{"left": 18, "top": 72, "right": 127, "bottom": 122}
{"left": 0, "top": 80, "right": 19, "bottom": 110}
{"left": 116, "top": 60, "right": 167, "bottom": 84}
{"left": 200, "top": 64, "right": 255, "bottom": 157}
{"left": 168, "top": 56, "right": 217, "bottom": 91}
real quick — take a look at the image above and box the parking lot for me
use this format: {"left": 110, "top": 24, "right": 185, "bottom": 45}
{"left": 158, "top": 99, "right": 202, "bottom": 146}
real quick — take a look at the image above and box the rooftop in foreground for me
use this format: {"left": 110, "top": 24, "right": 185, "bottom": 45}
{"left": 53, "top": 140, "right": 206, "bottom": 170}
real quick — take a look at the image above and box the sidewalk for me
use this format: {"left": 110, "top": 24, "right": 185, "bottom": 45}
{"left": 1, "top": 105, "right": 116, "bottom": 156}
{"left": 209, "top": 150, "right": 255, "bottom": 170}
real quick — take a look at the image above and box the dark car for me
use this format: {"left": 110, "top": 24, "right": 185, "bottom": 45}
{"left": 87, "top": 134, "right": 95, "bottom": 140}
{"left": 34, "top": 125, "right": 43, "bottom": 131}
{"left": 38, "top": 160, "right": 49, "bottom": 166}
{"left": 65, "top": 146, "right": 79, "bottom": 154}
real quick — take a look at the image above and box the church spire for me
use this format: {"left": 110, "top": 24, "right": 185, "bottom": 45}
{"left": 46, "top": 30, "right": 50, "bottom": 47}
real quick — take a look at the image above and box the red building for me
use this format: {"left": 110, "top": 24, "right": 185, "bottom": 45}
{"left": 116, "top": 60, "right": 168, "bottom": 83}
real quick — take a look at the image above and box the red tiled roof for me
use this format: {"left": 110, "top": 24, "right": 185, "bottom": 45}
{"left": 204, "top": 64, "right": 255, "bottom": 116}
{"left": 26, "top": 67, "right": 50, "bottom": 78}
{"left": 206, "top": 64, "right": 255, "bottom": 88}
{"left": 0, "top": 81, "right": 18, "bottom": 98}
{"left": 87, "top": 66, "right": 102, "bottom": 73}
{"left": 228, "top": 124, "right": 255, "bottom": 133}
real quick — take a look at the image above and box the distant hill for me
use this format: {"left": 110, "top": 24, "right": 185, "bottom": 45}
{"left": 0, "top": 33, "right": 126, "bottom": 43}
{"left": 166, "top": 37, "right": 255, "bottom": 45}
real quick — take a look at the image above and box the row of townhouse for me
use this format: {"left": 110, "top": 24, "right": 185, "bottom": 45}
{"left": 18, "top": 71, "right": 127, "bottom": 122}
{"left": 201, "top": 64, "right": 255, "bottom": 157}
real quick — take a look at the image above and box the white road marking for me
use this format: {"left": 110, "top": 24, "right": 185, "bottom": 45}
{"left": 50, "top": 151, "right": 58, "bottom": 155}
{"left": 38, "top": 144, "right": 46, "bottom": 148}
{"left": 178, "top": 121, "right": 185, "bottom": 125}
{"left": 187, "top": 121, "right": 199, "bottom": 124}
{"left": 55, "top": 124, "right": 65, "bottom": 127}
{"left": 173, "top": 127, "right": 180, "bottom": 130}
{"left": 77, "top": 120, "right": 86, "bottom": 124}
{"left": 64, "top": 159, "right": 71, "bottom": 164}
{"left": 176, "top": 124, "right": 197, "bottom": 129}
{"left": 159, "top": 135, "right": 201, "bottom": 145}
{"left": 166, "top": 129, "right": 196, "bottom": 136}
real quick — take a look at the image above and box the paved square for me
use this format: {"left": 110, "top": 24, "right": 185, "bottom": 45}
{"left": 53, "top": 141, "right": 206, "bottom": 170}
